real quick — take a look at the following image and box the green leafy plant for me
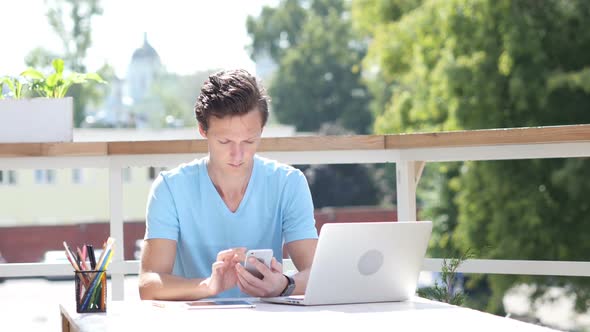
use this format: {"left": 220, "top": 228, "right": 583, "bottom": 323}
{"left": 418, "top": 249, "right": 475, "bottom": 306}
{"left": 0, "top": 58, "right": 105, "bottom": 100}
{"left": 21, "top": 58, "right": 105, "bottom": 98}
{"left": 0, "top": 76, "right": 25, "bottom": 99}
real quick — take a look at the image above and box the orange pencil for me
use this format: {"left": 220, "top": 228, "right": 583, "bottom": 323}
{"left": 99, "top": 272, "right": 105, "bottom": 310}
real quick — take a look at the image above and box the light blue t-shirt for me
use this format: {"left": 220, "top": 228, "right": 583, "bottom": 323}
{"left": 145, "top": 155, "right": 318, "bottom": 298}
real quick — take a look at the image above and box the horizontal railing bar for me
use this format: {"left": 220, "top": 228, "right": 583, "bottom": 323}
{"left": 386, "top": 124, "right": 590, "bottom": 149}
{"left": 401, "top": 142, "right": 590, "bottom": 162}
{"left": 2, "top": 124, "right": 589, "bottom": 158}
{"left": 0, "top": 142, "right": 108, "bottom": 157}
{"left": 109, "top": 154, "right": 206, "bottom": 168}
{"left": 0, "top": 263, "right": 79, "bottom": 277}
{"left": 259, "top": 135, "right": 385, "bottom": 151}
{"left": 0, "top": 261, "right": 140, "bottom": 278}
{"left": 258, "top": 150, "right": 400, "bottom": 165}
{"left": 423, "top": 258, "right": 590, "bottom": 277}
{"left": 109, "top": 151, "right": 396, "bottom": 168}
{"left": 109, "top": 260, "right": 140, "bottom": 275}
{"left": 0, "top": 156, "right": 110, "bottom": 169}
{"left": 2, "top": 142, "right": 589, "bottom": 169}
{"left": 108, "top": 140, "right": 208, "bottom": 155}
{"left": 3, "top": 258, "right": 590, "bottom": 278}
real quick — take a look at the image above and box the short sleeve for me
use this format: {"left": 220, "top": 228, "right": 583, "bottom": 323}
{"left": 282, "top": 169, "right": 319, "bottom": 243}
{"left": 145, "top": 173, "right": 180, "bottom": 241}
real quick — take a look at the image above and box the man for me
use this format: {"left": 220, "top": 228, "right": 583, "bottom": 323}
{"left": 139, "top": 69, "right": 318, "bottom": 300}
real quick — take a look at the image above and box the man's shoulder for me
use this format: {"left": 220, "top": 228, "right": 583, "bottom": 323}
{"left": 254, "top": 156, "right": 308, "bottom": 192}
{"left": 160, "top": 158, "right": 204, "bottom": 181}
{"left": 255, "top": 155, "right": 302, "bottom": 177}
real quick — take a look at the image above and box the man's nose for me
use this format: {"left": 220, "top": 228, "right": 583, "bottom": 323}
{"left": 230, "top": 143, "right": 244, "bottom": 161}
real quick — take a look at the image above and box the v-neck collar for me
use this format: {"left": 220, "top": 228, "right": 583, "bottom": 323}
{"left": 202, "top": 156, "right": 258, "bottom": 217}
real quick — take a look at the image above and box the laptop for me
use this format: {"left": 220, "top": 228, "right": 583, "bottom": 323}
{"left": 262, "top": 221, "right": 432, "bottom": 306}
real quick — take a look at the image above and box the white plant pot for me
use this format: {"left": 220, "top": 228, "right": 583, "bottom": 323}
{"left": 0, "top": 97, "right": 73, "bottom": 143}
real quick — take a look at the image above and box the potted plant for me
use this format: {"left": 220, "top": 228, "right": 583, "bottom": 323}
{"left": 0, "top": 58, "right": 105, "bottom": 143}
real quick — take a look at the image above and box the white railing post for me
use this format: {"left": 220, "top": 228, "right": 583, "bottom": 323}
{"left": 109, "top": 159, "right": 125, "bottom": 300}
{"left": 396, "top": 161, "right": 422, "bottom": 221}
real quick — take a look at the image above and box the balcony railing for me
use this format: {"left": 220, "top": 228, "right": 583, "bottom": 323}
{"left": 1, "top": 124, "right": 590, "bottom": 300}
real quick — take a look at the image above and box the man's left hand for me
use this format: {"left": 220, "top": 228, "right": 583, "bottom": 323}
{"left": 235, "top": 257, "right": 287, "bottom": 297}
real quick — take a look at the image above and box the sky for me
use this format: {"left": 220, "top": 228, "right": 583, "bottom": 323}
{"left": 1, "top": 0, "right": 277, "bottom": 77}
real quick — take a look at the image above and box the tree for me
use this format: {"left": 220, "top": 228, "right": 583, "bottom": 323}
{"left": 353, "top": 0, "right": 590, "bottom": 315}
{"left": 298, "top": 124, "right": 380, "bottom": 208}
{"left": 39, "top": 0, "right": 103, "bottom": 127}
{"left": 149, "top": 70, "right": 217, "bottom": 128}
{"left": 248, "top": 0, "right": 381, "bottom": 209}
{"left": 247, "top": 0, "right": 372, "bottom": 134}
{"left": 246, "top": 0, "right": 308, "bottom": 63}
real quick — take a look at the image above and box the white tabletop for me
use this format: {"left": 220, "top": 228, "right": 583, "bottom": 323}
{"left": 60, "top": 297, "right": 559, "bottom": 332}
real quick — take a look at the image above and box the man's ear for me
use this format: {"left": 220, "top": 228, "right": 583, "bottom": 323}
{"left": 198, "top": 124, "right": 207, "bottom": 138}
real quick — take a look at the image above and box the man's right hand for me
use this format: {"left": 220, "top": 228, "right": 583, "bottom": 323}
{"left": 202, "top": 247, "right": 246, "bottom": 296}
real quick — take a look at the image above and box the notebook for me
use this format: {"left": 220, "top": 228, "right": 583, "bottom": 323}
{"left": 262, "top": 221, "right": 432, "bottom": 306}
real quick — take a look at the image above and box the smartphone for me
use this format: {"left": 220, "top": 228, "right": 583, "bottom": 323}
{"left": 244, "top": 249, "right": 273, "bottom": 279}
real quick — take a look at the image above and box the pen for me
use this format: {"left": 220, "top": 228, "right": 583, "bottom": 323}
{"left": 87, "top": 244, "right": 96, "bottom": 270}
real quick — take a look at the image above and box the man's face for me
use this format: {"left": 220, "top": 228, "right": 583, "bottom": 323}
{"left": 200, "top": 110, "right": 263, "bottom": 176}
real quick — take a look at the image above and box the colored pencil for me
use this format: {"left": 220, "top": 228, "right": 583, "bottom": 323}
{"left": 81, "top": 240, "right": 115, "bottom": 310}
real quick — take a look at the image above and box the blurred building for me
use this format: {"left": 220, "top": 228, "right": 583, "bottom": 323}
{"left": 127, "top": 32, "right": 163, "bottom": 104}
{"left": 85, "top": 33, "right": 164, "bottom": 128}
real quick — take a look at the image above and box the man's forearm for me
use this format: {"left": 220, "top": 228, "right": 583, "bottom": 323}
{"left": 139, "top": 272, "right": 213, "bottom": 300}
{"left": 290, "top": 269, "right": 311, "bottom": 296}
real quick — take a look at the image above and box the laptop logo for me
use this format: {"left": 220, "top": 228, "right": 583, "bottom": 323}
{"left": 357, "top": 249, "right": 384, "bottom": 276}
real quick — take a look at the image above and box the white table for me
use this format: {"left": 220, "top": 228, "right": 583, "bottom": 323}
{"left": 60, "top": 297, "right": 559, "bottom": 332}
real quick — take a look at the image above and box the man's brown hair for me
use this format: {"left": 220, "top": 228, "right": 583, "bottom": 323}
{"left": 194, "top": 69, "right": 269, "bottom": 131}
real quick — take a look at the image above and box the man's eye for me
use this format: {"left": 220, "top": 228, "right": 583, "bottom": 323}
{"left": 219, "top": 141, "right": 230, "bottom": 144}
{"left": 245, "top": 141, "right": 255, "bottom": 144}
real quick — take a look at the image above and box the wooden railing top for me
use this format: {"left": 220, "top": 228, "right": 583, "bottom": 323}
{"left": 1, "top": 124, "right": 589, "bottom": 157}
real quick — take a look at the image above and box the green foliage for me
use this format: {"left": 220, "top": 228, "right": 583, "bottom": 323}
{"left": 24, "top": 47, "right": 60, "bottom": 70}
{"left": 354, "top": 0, "right": 590, "bottom": 315}
{"left": 35, "top": 0, "right": 104, "bottom": 126}
{"left": 149, "top": 71, "right": 217, "bottom": 128}
{"left": 246, "top": 0, "right": 307, "bottom": 62}
{"left": 418, "top": 162, "right": 463, "bottom": 258}
{"left": 46, "top": 0, "right": 103, "bottom": 72}
{"left": 20, "top": 59, "right": 105, "bottom": 98}
{"left": 247, "top": 0, "right": 381, "bottom": 208}
{"left": 296, "top": 123, "right": 381, "bottom": 208}
{"left": 303, "top": 162, "right": 380, "bottom": 208}
{"left": 418, "top": 249, "right": 474, "bottom": 306}
{"left": 0, "top": 77, "right": 26, "bottom": 99}
{"left": 1, "top": 59, "right": 105, "bottom": 100}
{"left": 247, "top": 0, "right": 372, "bottom": 134}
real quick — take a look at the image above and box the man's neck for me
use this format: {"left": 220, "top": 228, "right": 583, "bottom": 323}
{"left": 207, "top": 159, "right": 253, "bottom": 200}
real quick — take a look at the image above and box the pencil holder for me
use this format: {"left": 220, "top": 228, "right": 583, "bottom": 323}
{"left": 75, "top": 270, "right": 107, "bottom": 313}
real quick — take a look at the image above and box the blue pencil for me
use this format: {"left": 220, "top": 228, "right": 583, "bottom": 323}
{"left": 81, "top": 239, "right": 115, "bottom": 311}
{"left": 81, "top": 249, "right": 112, "bottom": 310}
